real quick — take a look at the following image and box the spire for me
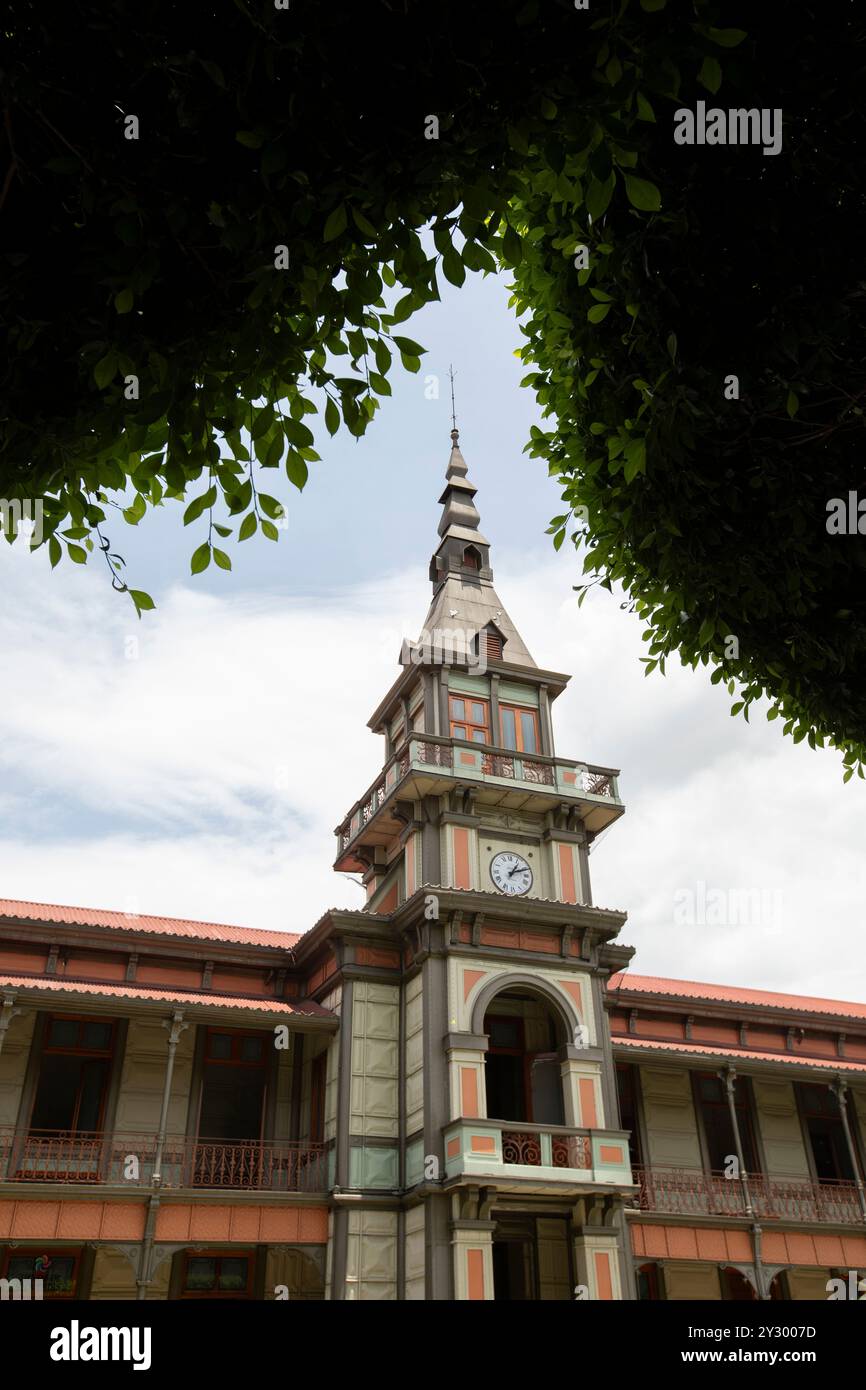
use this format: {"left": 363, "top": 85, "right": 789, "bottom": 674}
{"left": 437, "top": 429, "right": 487, "bottom": 546}
{"left": 419, "top": 425, "right": 537, "bottom": 669}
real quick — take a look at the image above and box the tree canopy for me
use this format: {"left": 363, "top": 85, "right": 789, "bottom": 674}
{"left": 2, "top": 0, "right": 864, "bottom": 772}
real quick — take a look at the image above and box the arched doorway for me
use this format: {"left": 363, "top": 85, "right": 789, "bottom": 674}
{"left": 482, "top": 987, "right": 568, "bottom": 1126}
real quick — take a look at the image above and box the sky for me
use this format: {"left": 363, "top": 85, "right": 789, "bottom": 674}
{"left": 2, "top": 265, "right": 864, "bottom": 1003}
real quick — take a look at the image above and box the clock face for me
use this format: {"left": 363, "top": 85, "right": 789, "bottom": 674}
{"left": 490, "top": 851, "right": 533, "bottom": 896}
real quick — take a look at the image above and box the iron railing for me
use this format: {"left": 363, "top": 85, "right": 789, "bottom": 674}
{"left": 502, "top": 1126, "right": 592, "bottom": 1170}
{"left": 633, "top": 1166, "right": 864, "bottom": 1226}
{"left": 0, "top": 1128, "right": 329, "bottom": 1192}
{"left": 337, "top": 731, "right": 620, "bottom": 851}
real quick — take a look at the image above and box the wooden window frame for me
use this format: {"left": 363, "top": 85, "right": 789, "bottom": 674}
{"left": 449, "top": 693, "right": 490, "bottom": 744}
{"left": 693, "top": 1071, "right": 761, "bottom": 1176}
{"left": 499, "top": 703, "right": 540, "bottom": 755}
{"left": 43, "top": 1014, "right": 115, "bottom": 1057}
{"left": 27, "top": 1014, "right": 116, "bottom": 1136}
{"left": 486, "top": 1014, "right": 533, "bottom": 1122}
{"left": 2, "top": 1246, "right": 82, "bottom": 1299}
{"left": 204, "top": 1026, "right": 269, "bottom": 1067}
{"left": 180, "top": 1249, "right": 253, "bottom": 1299}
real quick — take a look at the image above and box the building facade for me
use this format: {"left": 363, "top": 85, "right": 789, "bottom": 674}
{"left": 0, "top": 433, "right": 864, "bottom": 1300}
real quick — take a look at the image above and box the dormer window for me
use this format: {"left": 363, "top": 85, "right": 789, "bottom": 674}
{"left": 483, "top": 626, "right": 503, "bottom": 662}
{"left": 463, "top": 546, "right": 481, "bottom": 571}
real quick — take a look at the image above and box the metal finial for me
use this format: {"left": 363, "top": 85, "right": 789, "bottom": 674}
{"left": 449, "top": 363, "right": 458, "bottom": 440}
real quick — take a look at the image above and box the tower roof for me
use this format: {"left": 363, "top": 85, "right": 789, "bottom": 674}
{"left": 416, "top": 428, "right": 537, "bottom": 669}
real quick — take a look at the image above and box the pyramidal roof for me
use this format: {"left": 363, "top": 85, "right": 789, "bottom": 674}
{"left": 416, "top": 429, "right": 537, "bottom": 669}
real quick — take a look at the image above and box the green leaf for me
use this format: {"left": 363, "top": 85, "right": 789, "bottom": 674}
{"left": 351, "top": 207, "right": 378, "bottom": 237}
{"left": 286, "top": 452, "right": 308, "bottom": 490}
{"left": 48, "top": 536, "right": 62, "bottom": 568}
{"left": 213, "top": 523, "right": 231, "bottom": 538}
{"left": 623, "top": 174, "right": 661, "bottom": 212}
{"left": 283, "top": 417, "right": 314, "bottom": 447}
{"left": 325, "top": 398, "right": 340, "bottom": 436}
{"left": 250, "top": 404, "right": 274, "bottom": 439}
{"left": 235, "top": 130, "right": 263, "bottom": 148}
{"left": 623, "top": 439, "right": 646, "bottom": 482}
{"left": 699, "top": 56, "right": 723, "bottom": 94}
{"left": 93, "top": 352, "right": 118, "bottom": 389}
{"left": 586, "top": 172, "right": 616, "bottom": 221}
{"left": 123, "top": 491, "right": 147, "bottom": 525}
{"left": 213, "top": 547, "right": 231, "bottom": 570}
{"left": 587, "top": 304, "right": 611, "bottom": 323}
{"left": 261, "top": 519, "right": 279, "bottom": 541}
{"left": 67, "top": 543, "right": 87, "bottom": 564}
{"left": 183, "top": 486, "right": 217, "bottom": 525}
{"left": 707, "top": 27, "right": 747, "bottom": 47}
{"left": 190, "top": 542, "right": 211, "bottom": 574}
{"left": 258, "top": 493, "right": 283, "bottom": 519}
{"left": 323, "top": 204, "right": 347, "bottom": 241}
{"left": 442, "top": 249, "right": 466, "bottom": 286}
{"left": 114, "top": 288, "right": 134, "bottom": 314}
{"left": 238, "top": 511, "right": 257, "bottom": 541}
{"left": 635, "top": 92, "right": 656, "bottom": 122}
{"left": 392, "top": 336, "right": 425, "bottom": 356}
{"left": 786, "top": 390, "right": 799, "bottom": 418}
{"left": 129, "top": 589, "right": 155, "bottom": 613}
{"left": 400, "top": 352, "right": 421, "bottom": 373}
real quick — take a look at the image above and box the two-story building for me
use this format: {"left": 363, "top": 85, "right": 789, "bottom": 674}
{"left": 0, "top": 429, "right": 863, "bottom": 1299}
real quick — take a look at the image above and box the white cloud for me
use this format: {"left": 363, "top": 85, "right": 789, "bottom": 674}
{"left": 1, "top": 540, "right": 864, "bottom": 1002}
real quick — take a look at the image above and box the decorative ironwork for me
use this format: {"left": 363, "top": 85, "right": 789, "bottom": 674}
{"left": 522, "top": 758, "right": 555, "bottom": 786}
{"left": 480, "top": 753, "right": 515, "bottom": 778}
{"left": 416, "top": 740, "right": 452, "bottom": 768}
{"left": 502, "top": 1130, "right": 542, "bottom": 1165}
{"left": 552, "top": 1134, "right": 592, "bottom": 1169}
{"left": 501, "top": 1128, "right": 592, "bottom": 1171}
{"left": 0, "top": 1128, "right": 328, "bottom": 1193}
{"left": 582, "top": 769, "right": 613, "bottom": 797}
{"left": 634, "top": 1167, "right": 864, "bottom": 1226}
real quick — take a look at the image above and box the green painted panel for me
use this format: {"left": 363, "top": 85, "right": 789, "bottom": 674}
{"left": 448, "top": 673, "right": 489, "bottom": 696}
{"left": 498, "top": 681, "right": 539, "bottom": 707}
{"left": 349, "top": 1143, "right": 399, "bottom": 1189}
{"left": 405, "top": 1138, "right": 425, "bottom": 1187}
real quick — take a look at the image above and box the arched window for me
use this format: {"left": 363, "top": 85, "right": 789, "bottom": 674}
{"left": 483, "top": 988, "right": 566, "bottom": 1125}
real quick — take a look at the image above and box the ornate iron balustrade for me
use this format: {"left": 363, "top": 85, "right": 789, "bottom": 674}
{"left": 501, "top": 1126, "right": 592, "bottom": 1170}
{"left": 0, "top": 1128, "right": 329, "bottom": 1193}
{"left": 633, "top": 1166, "right": 864, "bottom": 1226}
{"left": 336, "top": 732, "right": 619, "bottom": 851}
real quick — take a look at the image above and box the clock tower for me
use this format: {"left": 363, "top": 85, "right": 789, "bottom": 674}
{"left": 332, "top": 429, "right": 635, "bottom": 1300}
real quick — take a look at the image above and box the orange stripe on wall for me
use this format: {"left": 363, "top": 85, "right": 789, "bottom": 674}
{"left": 453, "top": 827, "right": 471, "bottom": 889}
{"left": 461, "top": 1068, "right": 479, "bottom": 1118}
{"left": 558, "top": 842, "right": 577, "bottom": 903}
{"left": 630, "top": 1222, "right": 866, "bottom": 1269}
{"left": 375, "top": 882, "right": 399, "bottom": 915}
{"left": 579, "top": 1077, "right": 598, "bottom": 1127}
{"left": 467, "top": 1249, "right": 485, "bottom": 1300}
{"left": 594, "top": 1250, "right": 613, "bottom": 1300}
{"left": 463, "top": 968, "right": 486, "bottom": 1002}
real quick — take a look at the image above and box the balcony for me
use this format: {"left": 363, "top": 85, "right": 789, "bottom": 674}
{"left": 633, "top": 1167, "right": 865, "bottom": 1227}
{"left": 335, "top": 732, "right": 623, "bottom": 868}
{"left": 0, "top": 1128, "right": 330, "bottom": 1193}
{"left": 444, "top": 1118, "right": 634, "bottom": 1188}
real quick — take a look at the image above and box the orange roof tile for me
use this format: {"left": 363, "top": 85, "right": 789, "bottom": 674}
{"left": 0, "top": 974, "right": 333, "bottom": 1018}
{"left": 0, "top": 898, "right": 301, "bottom": 951}
{"left": 613, "top": 1034, "right": 866, "bottom": 1074}
{"left": 607, "top": 973, "right": 866, "bottom": 1022}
